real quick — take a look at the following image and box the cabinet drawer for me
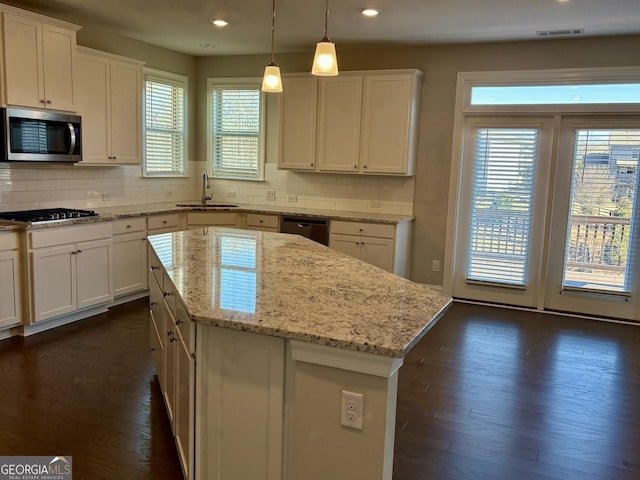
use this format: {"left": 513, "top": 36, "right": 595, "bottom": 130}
{"left": 187, "top": 212, "right": 238, "bottom": 226}
{"left": 330, "top": 220, "right": 395, "bottom": 239}
{"left": 174, "top": 298, "right": 193, "bottom": 353}
{"left": 148, "top": 214, "right": 180, "bottom": 231}
{"left": 0, "top": 233, "right": 19, "bottom": 251}
{"left": 30, "top": 222, "right": 112, "bottom": 249}
{"left": 113, "top": 217, "right": 146, "bottom": 235}
{"left": 246, "top": 213, "right": 279, "bottom": 229}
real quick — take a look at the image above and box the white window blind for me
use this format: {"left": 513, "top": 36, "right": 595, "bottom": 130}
{"left": 210, "top": 86, "right": 264, "bottom": 180}
{"left": 144, "top": 72, "right": 187, "bottom": 176}
{"left": 563, "top": 129, "right": 639, "bottom": 293}
{"left": 467, "top": 128, "right": 538, "bottom": 286}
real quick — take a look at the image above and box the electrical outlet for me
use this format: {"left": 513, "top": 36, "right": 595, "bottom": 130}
{"left": 287, "top": 194, "right": 297, "bottom": 203}
{"left": 341, "top": 390, "right": 364, "bottom": 430}
{"left": 227, "top": 191, "right": 236, "bottom": 198}
{"left": 266, "top": 190, "right": 276, "bottom": 201}
{"left": 102, "top": 192, "right": 112, "bottom": 201}
{"left": 164, "top": 189, "right": 174, "bottom": 198}
{"left": 432, "top": 260, "right": 440, "bottom": 272}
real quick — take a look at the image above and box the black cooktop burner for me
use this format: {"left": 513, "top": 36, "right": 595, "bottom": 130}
{"left": 0, "top": 208, "right": 99, "bottom": 223}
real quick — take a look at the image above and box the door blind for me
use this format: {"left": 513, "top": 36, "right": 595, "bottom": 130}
{"left": 211, "top": 88, "right": 261, "bottom": 179}
{"left": 563, "top": 129, "right": 639, "bottom": 293}
{"left": 144, "top": 79, "right": 185, "bottom": 175}
{"left": 467, "top": 128, "right": 538, "bottom": 286}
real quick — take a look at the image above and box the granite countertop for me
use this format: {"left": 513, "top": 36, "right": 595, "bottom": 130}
{"left": 148, "top": 228, "right": 451, "bottom": 358}
{"left": 1, "top": 202, "right": 413, "bottom": 230}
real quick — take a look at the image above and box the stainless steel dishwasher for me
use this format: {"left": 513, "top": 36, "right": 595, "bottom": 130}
{"left": 280, "top": 216, "right": 329, "bottom": 246}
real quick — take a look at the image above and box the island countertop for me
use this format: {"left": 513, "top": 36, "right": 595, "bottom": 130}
{"left": 148, "top": 227, "right": 451, "bottom": 358}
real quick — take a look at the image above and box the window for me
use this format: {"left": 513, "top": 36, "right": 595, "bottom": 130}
{"left": 208, "top": 78, "right": 265, "bottom": 181}
{"left": 471, "top": 84, "right": 640, "bottom": 106}
{"left": 143, "top": 68, "right": 187, "bottom": 176}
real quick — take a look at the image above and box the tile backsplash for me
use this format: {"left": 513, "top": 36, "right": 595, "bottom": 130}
{"left": 0, "top": 161, "right": 414, "bottom": 216}
{"left": 0, "top": 162, "right": 198, "bottom": 211}
{"left": 201, "top": 163, "right": 415, "bottom": 215}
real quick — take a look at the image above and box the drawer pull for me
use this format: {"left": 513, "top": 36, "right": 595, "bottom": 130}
{"left": 163, "top": 291, "right": 172, "bottom": 297}
{"left": 126, "top": 224, "right": 132, "bottom": 229}
{"left": 150, "top": 346, "right": 157, "bottom": 352}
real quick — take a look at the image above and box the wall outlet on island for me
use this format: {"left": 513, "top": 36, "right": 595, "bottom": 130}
{"left": 266, "top": 190, "right": 276, "bottom": 201}
{"left": 287, "top": 194, "right": 297, "bottom": 203}
{"left": 341, "top": 390, "right": 363, "bottom": 430}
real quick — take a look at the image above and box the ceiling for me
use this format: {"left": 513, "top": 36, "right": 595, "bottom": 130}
{"left": 4, "top": 0, "right": 640, "bottom": 56}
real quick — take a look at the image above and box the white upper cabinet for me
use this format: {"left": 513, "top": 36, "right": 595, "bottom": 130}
{"left": 279, "top": 76, "right": 318, "bottom": 170}
{"left": 317, "top": 76, "right": 363, "bottom": 173}
{"left": 278, "top": 70, "right": 422, "bottom": 176}
{"left": 2, "top": 11, "right": 79, "bottom": 112}
{"left": 360, "top": 73, "right": 421, "bottom": 175}
{"left": 75, "top": 47, "right": 143, "bottom": 165}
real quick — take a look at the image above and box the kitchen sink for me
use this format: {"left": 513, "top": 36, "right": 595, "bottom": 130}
{"left": 176, "top": 203, "right": 239, "bottom": 208}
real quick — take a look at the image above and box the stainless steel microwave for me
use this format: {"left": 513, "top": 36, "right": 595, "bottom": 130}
{"left": 1, "top": 107, "right": 82, "bottom": 163}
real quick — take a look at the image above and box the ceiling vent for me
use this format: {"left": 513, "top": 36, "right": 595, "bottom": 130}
{"left": 536, "top": 28, "right": 584, "bottom": 37}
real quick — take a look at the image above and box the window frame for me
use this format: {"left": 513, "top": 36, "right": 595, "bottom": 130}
{"left": 207, "top": 77, "right": 266, "bottom": 182}
{"left": 142, "top": 67, "right": 189, "bottom": 178}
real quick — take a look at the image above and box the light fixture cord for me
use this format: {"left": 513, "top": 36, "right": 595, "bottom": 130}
{"left": 270, "top": 0, "right": 276, "bottom": 63}
{"left": 323, "top": 0, "right": 330, "bottom": 41}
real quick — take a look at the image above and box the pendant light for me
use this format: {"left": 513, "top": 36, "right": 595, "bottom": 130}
{"left": 311, "top": 0, "right": 338, "bottom": 76}
{"left": 261, "top": 0, "right": 283, "bottom": 92}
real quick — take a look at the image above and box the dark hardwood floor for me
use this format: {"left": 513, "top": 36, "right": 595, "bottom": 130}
{"left": 1, "top": 299, "right": 639, "bottom": 479}
{"left": 394, "top": 303, "right": 640, "bottom": 480}
{"left": 0, "top": 299, "right": 183, "bottom": 480}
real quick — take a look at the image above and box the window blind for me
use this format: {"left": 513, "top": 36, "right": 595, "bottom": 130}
{"left": 467, "top": 128, "right": 538, "bottom": 286}
{"left": 211, "top": 88, "right": 262, "bottom": 180}
{"left": 563, "top": 129, "right": 639, "bottom": 293}
{"left": 144, "top": 77, "right": 186, "bottom": 176}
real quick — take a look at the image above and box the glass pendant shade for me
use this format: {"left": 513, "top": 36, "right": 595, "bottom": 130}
{"left": 311, "top": 40, "right": 338, "bottom": 76}
{"left": 262, "top": 64, "right": 283, "bottom": 92}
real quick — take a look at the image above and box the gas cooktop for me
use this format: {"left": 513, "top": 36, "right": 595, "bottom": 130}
{"left": 0, "top": 208, "right": 99, "bottom": 224}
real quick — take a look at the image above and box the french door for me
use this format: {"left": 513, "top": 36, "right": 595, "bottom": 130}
{"left": 452, "top": 116, "right": 640, "bottom": 321}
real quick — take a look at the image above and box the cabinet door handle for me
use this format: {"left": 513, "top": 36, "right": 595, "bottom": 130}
{"left": 150, "top": 265, "right": 159, "bottom": 271}
{"left": 142, "top": 237, "right": 147, "bottom": 242}
{"left": 150, "top": 301, "right": 157, "bottom": 306}
{"left": 353, "top": 165, "right": 358, "bottom": 169}
{"left": 150, "top": 346, "right": 157, "bottom": 352}
{"left": 167, "top": 330, "right": 174, "bottom": 336}
{"left": 126, "top": 224, "right": 132, "bottom": 229}
{"left": 363, "top": 165, "right": 368, "bottom": 169}
{"left": 163, "top": 291, "right": 172, "bottom": 297}
{"left": 175, "top": 318, "right": 182, "bottom": 326}
{"left": 76, "top": 249, "right": 82, "bottom": 254}
{"left": 170, "top": 335, "right": 177, "bottom": 343}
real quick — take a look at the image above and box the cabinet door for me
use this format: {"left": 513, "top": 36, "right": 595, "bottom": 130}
{"left": 164, "top": 309, "right": 177, "bottom": 430}
{"left": 3, "top": 13, "right": 43, "bottom": 109}
{"left": 41, "top": 23, "right": 76, "bottom": 111}
{"left": 317, "top": 76, "right": 363, "bottom": 173}
{"left": 76, "top": 238, "right": 113, "bottom": 310}
{"left": 110, "top": 59, "right": 141, "bottom": 164}
{"left": 329, "top": 234, "right": 362, "bottom": 260}
{"left": 175, "top": 333, "right": 195, "bottom": 480}
{"left": 361, "top": 74, "right": 416, "bottom": 175}
{"left": 150, "top": 314, "right": 163, "bottom": 384}
{"left": 360, "top": 236, "right": 395, "bottom": 273}
{"left": 31, "top": 244, "right": 76, "bottom": 323}
{"left": 279, "top": 76, "right": 318, "bottom": 170}
{"left": 0, "top": 250, "right": 21, "bottom": 329}
{"left": 76, "top": 52, "right": 110, "bottom": 163}
{"left": 113, "top": 233, "right": 148, "bottom": 297}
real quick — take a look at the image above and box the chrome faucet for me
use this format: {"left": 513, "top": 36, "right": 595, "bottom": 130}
{"left": 202, "top": 172, "right": 212, "bottom": 205}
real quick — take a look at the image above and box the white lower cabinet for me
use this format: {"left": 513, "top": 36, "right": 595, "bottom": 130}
{"left": 29, "top": 223, "right": 113, "bottom": 324}
{"left": 148, "top": 245, "right": 194, "bottom": 480}
{"left": 196, "top": 325, "right": 284, "bottom": 480}
{"left": 113, "top": 218, "right": 148, "bottom": 297}
{"left": 0, "top": 233, "right": 22, "bottom": 330}
{"left": 329, "top": 220, "right": 413, "bottom": 277}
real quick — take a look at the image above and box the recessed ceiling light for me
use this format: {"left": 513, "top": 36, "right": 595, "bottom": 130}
{"left": 200, "top": 43, "right": 217, "bottom": 49}
{"left": 361, "top": 8, "right": 380, "bottom": 17}
{"left": 210, "top": 19, "right": 228, "bottom": 27}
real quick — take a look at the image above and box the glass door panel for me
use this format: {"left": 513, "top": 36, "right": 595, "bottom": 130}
{"left": 452, "top": 117, "right": 553, "bottom": 307}
{"left": 546, "top": 119, "right": 640, "bottom": 319}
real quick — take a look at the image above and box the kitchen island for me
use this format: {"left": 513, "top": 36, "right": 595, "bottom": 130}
{"left": 147, "top": 227, "right": 451, "bottom": 480}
